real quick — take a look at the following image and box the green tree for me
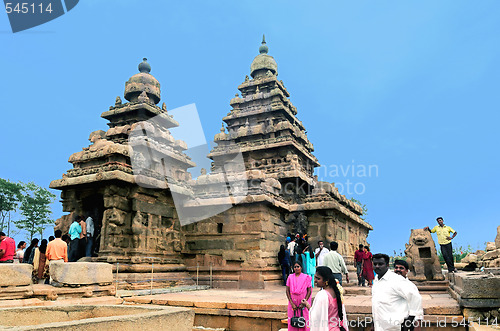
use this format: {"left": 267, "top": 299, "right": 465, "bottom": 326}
{"left": 14, "top": 182, "right": 56, "bottom": 241}
{"left": 350, "top": 197, "right": 368, "bottom": 221}
{"left": 0, "top": 178, "right": 23, "bottom": 234}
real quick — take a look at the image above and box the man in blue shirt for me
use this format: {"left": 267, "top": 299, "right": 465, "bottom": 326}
{"left": 68, "top": 217, "right": 82, "bottom": 262}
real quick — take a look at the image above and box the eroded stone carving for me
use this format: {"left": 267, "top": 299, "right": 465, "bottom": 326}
{"left": 405, "top": 229, "right": 444, "bottom": 281}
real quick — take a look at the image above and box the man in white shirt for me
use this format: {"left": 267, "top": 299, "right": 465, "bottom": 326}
{"left": 394, "top": 259, "right": 424, "bottom": 329}
{"left": 322, "top": 241, "right": 349, "bottom": 285}
{"left": 287, "top": 237, "right": 296, "bottom": 262}
{"left": 85, "top": 216, "right": 94, "bottom": 257}
{"left": 372, "top": 254, "right": 423, "bottom": 331}
{"left": 314, "top": 240, "right": 329, "bottom": 266}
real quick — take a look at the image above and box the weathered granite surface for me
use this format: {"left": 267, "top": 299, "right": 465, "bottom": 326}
{"left": 0, "top": 305, "right": 194, "bottom": 330}
{"left": 405, "top": 229, "right": 444, "bottom": 281}
{"left": 449, "top": 272, "right": 500, "bottom": 308}
{"left": 0, "top": 264, "right": 32, "bottom": 286}
{"left": 49, "top": 262, "right": 113, "bottom": 285}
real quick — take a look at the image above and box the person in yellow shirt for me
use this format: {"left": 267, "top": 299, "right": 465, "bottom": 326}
{"left": 424, "top": 217, "right": 457, "bottom": 273}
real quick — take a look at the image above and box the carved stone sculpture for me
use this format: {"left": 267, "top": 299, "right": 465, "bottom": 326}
{"left": 405, "top": 229, "right": 444, "bottom": 281}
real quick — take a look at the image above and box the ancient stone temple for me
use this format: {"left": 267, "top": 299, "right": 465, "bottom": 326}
{"left": 50, "top": 59, "right": 195, "bottom": 287}
{"left": 50, "top": 37, "right": 373, "bottom": 289}
{"left": 181, "top": 36, "right": 372, "bottom": 288}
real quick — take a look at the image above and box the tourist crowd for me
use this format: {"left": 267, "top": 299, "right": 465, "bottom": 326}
{"left": 0, "top": 214, "right": 95, "bottom": 284}
{"left": 279, "top": 234, "right": 424, "bottom": 331}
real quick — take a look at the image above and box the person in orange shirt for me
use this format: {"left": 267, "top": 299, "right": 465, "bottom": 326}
{"left": 78, "top": 216, "right": 87, "bottom": 259}
{"left": 46, "top": 230, "right": 68, "bottom": 263}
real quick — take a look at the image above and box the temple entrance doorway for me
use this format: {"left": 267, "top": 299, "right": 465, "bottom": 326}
{"left": 82, "top": 194, "right": 105, "bottom": 257}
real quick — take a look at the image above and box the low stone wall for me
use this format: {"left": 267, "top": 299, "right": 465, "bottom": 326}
{"left": 0, "top": 305, "right": 194, "bottom": 330}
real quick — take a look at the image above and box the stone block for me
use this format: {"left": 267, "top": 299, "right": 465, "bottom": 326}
{"left": 0, "top": 285, "right": 33, "bottom": 300}
{"left": 132, "top": 199, "right": 173, "bottom": 217}
{"left": 187, "top": 239, "right": 233, "bottom": 251}
{"left": 194, "top": 313, "right": 230, "bottom": 329}
{"left": 222, "top": 251, "right": 246, "bottom": 262}
{"left": 0, "top": 305, "right": 194, "bottom": 330}
{"left": 496, "top": 226, "right": 500, "bottom": 249}
{"left": 460, "top": 297, "right": 500, "bottom": 308}
{"left": 104, "top": 196, "right": 130, "bottom": 211}
{"left": 229, "top": 316, "right": 272, "bottom": 331}
{"left": 486, "top": 242, "right": 496, "bottom": 252}
{"left": 50, "top": 262, "right": 113, "bottom": 285}
{"left": 0, "top": 264, "right": 32, "bottom": 286}
{"left": 452, "top": 273, "right": 500, "bottom": 299}
{"left": 193, "top": 301, "right": 227, "bottom": 309}
{"left": 461, "top": 253, "right": 478, "bottom": 263}
{"left": 482, "top": 250, "right": 500, "bottom": 261}
{"left": 239, "top": 271, "right": 264, "bottom": 289}
{"left": 235, "top": 240, "right": 260, "bottom": 250}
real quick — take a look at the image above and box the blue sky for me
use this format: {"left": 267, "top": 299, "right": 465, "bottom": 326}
{"left": 1, "top": 1, "right": 499, "bottom": 255}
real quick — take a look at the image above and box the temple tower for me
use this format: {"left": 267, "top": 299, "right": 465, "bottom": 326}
{"left": 50, "top": 59, "right": 195, "bottom": 288}
{"left": 182, "top": 37, "right": 371, "bottom": 288}
{"left": 209, "top": 35, "right": 319, "bottom": 204}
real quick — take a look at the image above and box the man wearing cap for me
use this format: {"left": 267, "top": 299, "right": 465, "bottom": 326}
{"left": 424, "top": 217, "right": 457, "bottom": 273}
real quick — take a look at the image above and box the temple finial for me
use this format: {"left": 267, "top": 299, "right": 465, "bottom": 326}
{"left": 259, "top": 34, "right": 268, "bottom": 54}
{"left": 138, "top": 58, "right": 151, "bottom": 73}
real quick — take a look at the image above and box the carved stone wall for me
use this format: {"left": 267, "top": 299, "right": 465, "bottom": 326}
{"left": 183, "top": 204, "right": 285, "bottom": 268}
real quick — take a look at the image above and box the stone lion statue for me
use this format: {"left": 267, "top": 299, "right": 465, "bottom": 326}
{"left": 404, "top": 228, "right": 444, "bottom": 281}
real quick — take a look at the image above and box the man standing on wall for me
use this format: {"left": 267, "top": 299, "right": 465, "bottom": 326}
{"left": 424, "top": 217, "right": 457, "bottom": 273}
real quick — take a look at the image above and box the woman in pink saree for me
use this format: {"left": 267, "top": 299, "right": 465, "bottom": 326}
{"left": 286, "top": 261, "right": 312, "bottom": 330}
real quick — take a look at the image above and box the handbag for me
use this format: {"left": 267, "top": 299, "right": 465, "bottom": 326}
{"left": 290, "top": 308, "right": 306, "bottom": 328}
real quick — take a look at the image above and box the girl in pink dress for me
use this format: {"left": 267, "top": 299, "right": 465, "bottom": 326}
{"left": 286, "top": 261, "right": 312, "bottom": 330}
{"left": 303, "top": 266, "right": 348, "bottom": 331}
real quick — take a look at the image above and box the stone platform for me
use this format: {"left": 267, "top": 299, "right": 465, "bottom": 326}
{"left": 123, "top": 285, "right": 465, "bottom": 331}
